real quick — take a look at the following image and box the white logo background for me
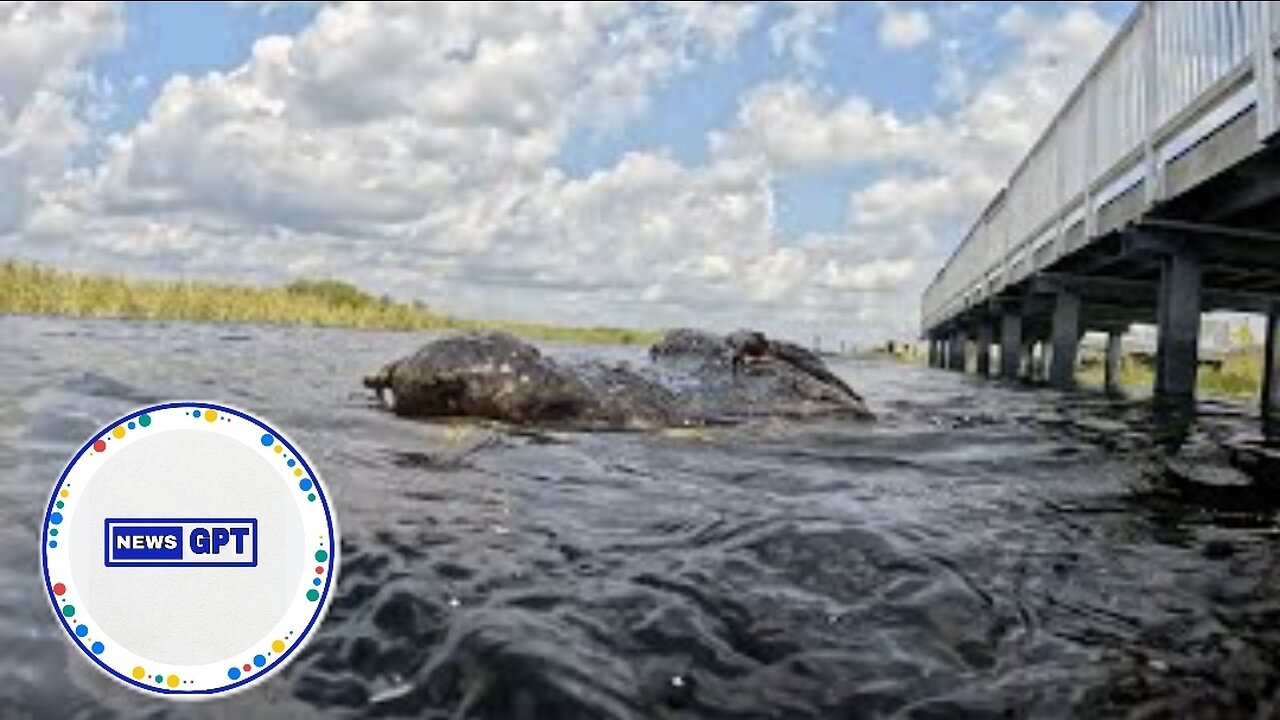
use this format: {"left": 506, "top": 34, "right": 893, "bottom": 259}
{"left": 42, "top": 403, "right": 338, "bottom": 698}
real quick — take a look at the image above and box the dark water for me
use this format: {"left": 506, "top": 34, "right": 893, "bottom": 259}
{"left": 3, "top": 315, "right": 1280, "bottom": 719}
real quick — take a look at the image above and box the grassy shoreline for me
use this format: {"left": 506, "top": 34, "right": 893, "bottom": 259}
{"left": 872, "top": 343, "right": 1263, "bottom": 400}
{"left": 1076, "top": 350, "right": 1261, "bottom": 398}
{"left": 0, "top": 261, "right": 659, "bottom": 345}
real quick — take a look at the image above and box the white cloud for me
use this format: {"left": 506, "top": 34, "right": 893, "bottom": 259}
{"left": 4, "top": 1, "right": 1121, "bottom": 344}
{"left": 710, "top": 81, "right": 938, "bottom": 171}
{"left": 0, "top": 1, "right": 123, "bottom": 232}
{"left": 877, "top": 4, "right": 932, "bottom": 50}
{"left": 229, "top": 1, "right": 316, "bottom": 16}
{"left": 769, "top": 1, "right": 837, "bottom": 68}
{"left": 708, "top": 3, "right": 1114, "bottom": 336}
{"left": 90, "top": 2, "right": 763, "bottom": 234}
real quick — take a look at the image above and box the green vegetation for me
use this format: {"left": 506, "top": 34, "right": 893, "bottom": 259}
{"left": 1076, "top": 350, "right": 1262, "bottom": 398}
{"left": 861, "top": 342, "right": 926, "bottom": 362}
{"left": 871, "top": 336, "right": 1263, "bottom": 401}
{"left": 0, "top": 261, "right": 659, "bottom": 345}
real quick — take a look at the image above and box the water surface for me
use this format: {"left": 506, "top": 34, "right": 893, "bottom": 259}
{"left": 2, "top": 315, "right": 1278, "bottom": 719}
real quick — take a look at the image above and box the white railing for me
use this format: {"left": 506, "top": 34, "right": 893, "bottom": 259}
{"left": 1154, "top": 1, "right": 1255, "bottom": 127}
{"left": 922, "top": 1, "right": 1277, "bottom": 333}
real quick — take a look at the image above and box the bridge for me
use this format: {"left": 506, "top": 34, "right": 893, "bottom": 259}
{"left": 920, "top": 0, "right": 1280, "bottom": 426}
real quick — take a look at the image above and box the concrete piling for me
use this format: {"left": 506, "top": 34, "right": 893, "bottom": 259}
{"left": 976, "top": 323, "right": 993, "bottom": 377}
{"left": 949, "top": 329, "right": 967, "bottom": 372}
{"left": 1105, "top": 330, "right": 1123, "bottom": 394}
{"left": 1154, "top": 252, "right": 1202, "bottom": 403}
{"left": 1264, "top": 304, "right": 1280, "bottom": 434}
{"left": 1000, "top": 314, "right": 1022, "bottom": 380}
{"left": 1049, "top": 291, "right": 1081, "bottom": 389}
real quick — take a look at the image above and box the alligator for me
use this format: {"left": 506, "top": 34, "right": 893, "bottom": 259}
{"left": 363, "top": 329, "right": 871, "bottom": 429}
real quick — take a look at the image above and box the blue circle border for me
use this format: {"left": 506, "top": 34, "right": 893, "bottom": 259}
{"left": 40, "top": 401, "right": 339, "bottom": 697}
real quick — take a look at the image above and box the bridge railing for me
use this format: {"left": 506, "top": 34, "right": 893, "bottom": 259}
{"left": 922, "top": 1, "right": 1277, "bottom": 333}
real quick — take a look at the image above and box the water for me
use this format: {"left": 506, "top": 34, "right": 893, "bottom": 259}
{"left": 2, "top": 315, "right": 1279, "bottom": 719}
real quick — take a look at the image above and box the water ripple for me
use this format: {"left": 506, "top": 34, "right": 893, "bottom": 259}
{"left": 3, "top": 316, "right": 1280, "bottom": 718}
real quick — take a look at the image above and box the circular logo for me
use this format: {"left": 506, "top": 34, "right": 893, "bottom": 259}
{"left": 41, "top": 403, "right": 338, "bottom": 698}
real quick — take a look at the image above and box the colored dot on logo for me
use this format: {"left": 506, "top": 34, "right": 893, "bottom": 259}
{"left": 192, "top": 410, "right": 201, "bottom": 418}
{"left": 138, "top": 414, "right": 151, "bottom": 427}
{"left": 76, "top": 624, "right": 88, "bottom": 638}
{"left": 299, "top": 478, "right": 312, "bottom": 491}
{"left": 243, "top": 663, "right": 251, "bottom": 672}
{"left": 166, "top": 675, "right": 179, "bottom": 688}
{"left": 112, "top": 426, "right": 126, "bottom": 439}
{"left": 287, "top": 458, "right": 296, "bottom": 468}
{"left": 93, "top": 439, "right": 106, "bottom": 452}
{"left": 91, "top": 642, "right": 104, "bottom": 654}
{"left": 49, "top": 540, "right": 57, "bottom": 549}
{"left": 315, "top": 549, "right": 328, "bottom": 562}
{"left": 272, "top": 639, "right": 285, "bottom": 653}
{"left": 49, "top": 512, "right": 63, "bottom": 525}
{"left": 260, "top": 433, "right": 274, "bottom": 446}
{"left": 308, "top": 493, "right": 316, "bottom": 502}
{"left": 227, "top": 667, "right": 241, "bottom": 680}
{"left": 50, "top": 528, "right": 58, "bottom": 537}
{"left": 62, "top": 604, "right": 75, "bottom": 617}
{"left": 306, "top": 589, "right": 320, "bottom": 602}
{"left": 132, "top": 666, "right": 146, "bottom": 680}
{"left": 53, "top": 583, "right": 65, "bottom": 595}
{"left": 274, "top": 444, "right": 283, "bottom": 454}
{"left": 313, "top": 578, "right": 322, "bottom": 586}
{"left": 56, "top": 501, "right": 64, "bottom": 509}
{"left": 155, "top": 675, "right": 163, "bottom": 684}
{"left": 127, "top": 421, "right": 136, "bottom": 430}
{"left": 253, "top": 654, "right": 266, "bottom": 668}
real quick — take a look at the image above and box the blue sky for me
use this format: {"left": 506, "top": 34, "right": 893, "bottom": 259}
{"left": 94, "top": 2, "right": 318, "bottom": 131}
{"left": 0, "top": 1, "right": 1135, "bottom": 343}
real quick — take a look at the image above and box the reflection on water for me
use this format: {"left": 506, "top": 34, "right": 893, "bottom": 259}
{"left": 1, "top": 316, "right": 1279, "bottom": 718}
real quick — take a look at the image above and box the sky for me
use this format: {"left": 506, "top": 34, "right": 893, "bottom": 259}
{"left": 0, "top": 1, "right": 1137, "bottom": 345}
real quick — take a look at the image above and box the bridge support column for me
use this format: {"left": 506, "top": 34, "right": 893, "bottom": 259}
{"left": 949, "top": 330, "right": 967, "bottom": 372}
{"left": 1105, "top": 330, "right": 1124, "bottom": 394}
{"left": 1049, "top": 291, "right": 1082, "bottom": 389}
{"left": 976, "top": 323, "right": 993, "bottom": 377}
{"left": 1154, "top": 252, "right": 1202, "bottom": 403}
{"left": 1035, "top": 341, "right": 1049, "bottom": 383}
{"left": 926, "top": 338, "right": 938, "bottom": 368}
{"left": 1263, "top": 303, "right": 1280, "bottom": 435}
{"left": 1000, "top": 314, "right": 1022, "bottom": 380}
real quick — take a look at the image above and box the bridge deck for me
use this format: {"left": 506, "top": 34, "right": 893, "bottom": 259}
{"left": 920, "top": 1, "right": 1280, "bottom": 429}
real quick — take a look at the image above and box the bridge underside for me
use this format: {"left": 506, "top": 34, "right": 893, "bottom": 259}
{"left": 926, "top": 130, "right": 1280, "bottom": 428}
{"left": 920, "top": 2, "right": 1280, "bottom": 436}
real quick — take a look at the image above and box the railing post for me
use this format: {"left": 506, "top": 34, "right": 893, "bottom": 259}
{"left": 1255, "top": 0, "right": 1277, "bottom": 141}
{"left": 1142, "top": 1, "right": 1162, "bottom": 205}
{"left": 1083, "top": 78, "right": 1097, "bottom": 238}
